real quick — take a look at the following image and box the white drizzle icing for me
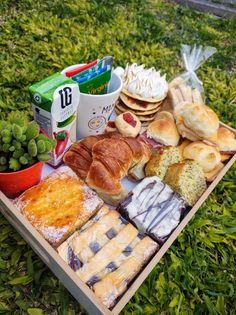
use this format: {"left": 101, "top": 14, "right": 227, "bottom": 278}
{"left": 120, "top": 176, "right": 186, "bottom": 240}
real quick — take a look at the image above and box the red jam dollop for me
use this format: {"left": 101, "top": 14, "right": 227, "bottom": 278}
{"left": 107, "top": 121, "right": 116, "bottom": 128}
{"left": 123, "top": 113, "right": 137, "bottom": 128}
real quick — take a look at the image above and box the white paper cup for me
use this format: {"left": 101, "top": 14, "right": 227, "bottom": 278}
{"left": 61, "top": 65, "right": 123, "bottom": 139}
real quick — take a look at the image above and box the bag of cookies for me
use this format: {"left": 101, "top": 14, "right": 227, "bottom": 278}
{"left": 169, "top": 44, "right": 216, "bottom": 108}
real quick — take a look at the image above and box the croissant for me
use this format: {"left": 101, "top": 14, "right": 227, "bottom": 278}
{"left": 64, "top": 132, "right": 151, "bottom": 205}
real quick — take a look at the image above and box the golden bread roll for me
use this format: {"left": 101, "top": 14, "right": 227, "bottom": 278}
{"left": 217, "top": 127, "right": 236, "bottom": 154}
{"left": 178, "top": 139, "right": 192, "bottom": 160}
{"left": 183, "top": 141, "right": 221, "bottom": 173}
{"left": 204, "top": 162, "right": 224, "bottom": 182}
{"left": 220, "top": 153, "right": 231, "bottom": 162}
{"left": 174, "top": 103, "right": 219, "bottom": 142}
{"left": 146, "top": 111, "right": 180, "bottom": 146}
{"left": 155, "top": 111, "right": 175, "bottom": 121}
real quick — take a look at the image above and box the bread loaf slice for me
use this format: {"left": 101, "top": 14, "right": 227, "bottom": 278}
{"left": 164, "top": 160, "right": 206, "bottom": 206}
{"left": 145, "top": 146, "right": 181, "bottom": 180}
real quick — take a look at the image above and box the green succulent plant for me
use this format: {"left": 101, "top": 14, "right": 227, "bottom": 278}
{"left": 0, "top": 117, "right": 56, "bottom": 172}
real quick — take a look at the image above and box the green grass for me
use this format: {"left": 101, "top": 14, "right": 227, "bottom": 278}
{"left": 0, "top": 0, "right": 236, "bottom": 314}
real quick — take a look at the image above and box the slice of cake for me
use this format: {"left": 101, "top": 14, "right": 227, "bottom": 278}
{"left": 145, "top": 146, "right": 181, "bottom": 180}
{"left": 164, "top": 160, "right": 207, "bottom": 206}
{"left": 14, "top": 166, "right": 104, "bottom": 247}
{"left": 117, "top": 176, "right": 186, "bottom": 243}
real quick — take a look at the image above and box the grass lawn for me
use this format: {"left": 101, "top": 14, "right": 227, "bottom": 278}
{"left": 0, "top": 0, "right": 236, "bottom": 314}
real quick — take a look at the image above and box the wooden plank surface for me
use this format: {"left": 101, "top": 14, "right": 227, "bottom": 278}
{"left": 174, "top": 0, "right": 236, "bottom": 17}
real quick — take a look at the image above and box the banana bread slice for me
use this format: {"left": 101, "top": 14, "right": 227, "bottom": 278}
{"left": 145, "top": 146, "right": 181, "bottom": 180}
{"left": 164, "top": 160, "right": 207, "bottom": 206}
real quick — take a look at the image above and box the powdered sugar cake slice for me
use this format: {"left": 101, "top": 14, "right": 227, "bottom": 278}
{"left": 14, "top": 166, "right": 104, "bottom": 247}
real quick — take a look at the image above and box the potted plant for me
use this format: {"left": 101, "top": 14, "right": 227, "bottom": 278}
{"left": 0, "top": 114, "right": 56, "bottom": 198}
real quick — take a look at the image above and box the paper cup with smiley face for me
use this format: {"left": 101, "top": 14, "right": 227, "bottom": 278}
{"left": 61, "top": 66, "right": 123, "bottom": 139}
{"left": 77, "top": 72, "right": 122, "bottom": 138}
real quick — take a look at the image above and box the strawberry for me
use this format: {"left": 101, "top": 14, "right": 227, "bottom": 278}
{"left": 54, "top": 130, "right": 69, "bottom": 157}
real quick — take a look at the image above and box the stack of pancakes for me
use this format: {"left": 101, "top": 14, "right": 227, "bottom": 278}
{"left": 115, "top": 90, "right": 164, "bottom": 126}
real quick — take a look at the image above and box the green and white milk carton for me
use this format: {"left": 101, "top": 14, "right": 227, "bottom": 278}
{"left": 29, "top": 73, "right": 80, "bottom": 167}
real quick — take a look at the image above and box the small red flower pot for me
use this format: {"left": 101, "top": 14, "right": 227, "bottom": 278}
{"left": 0, "top": 161, "right": 43, "bottom": 199}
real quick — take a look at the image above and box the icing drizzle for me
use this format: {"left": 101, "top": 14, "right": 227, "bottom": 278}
{"left": 119, "top": 176, "right": 186, "bottom": 240}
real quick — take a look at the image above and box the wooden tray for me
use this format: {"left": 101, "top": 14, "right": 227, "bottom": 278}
{"left": 0, "top": 122, "right": 235, "bottom": 315}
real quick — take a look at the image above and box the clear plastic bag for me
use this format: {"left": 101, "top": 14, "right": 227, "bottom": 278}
{"left": 180, "top": 44, "right": 217, "bottom": 92}
{"left": 169, "top": 44, "right": 217, "bottom": 108}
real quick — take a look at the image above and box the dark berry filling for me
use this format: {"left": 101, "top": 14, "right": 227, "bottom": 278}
{"left": 89, "top": 241, "right": 101, "bottom": 253}
{"left": 106, "top": 262, "right": 117, "bottom": 272}
{"left": 86, "top": 275, "right": 100, "bottom": 287}
{"left": 123, "top": 246, "right": 132, "bottom": 256}
{"left": 106, "top": 228, "right": 117, "bottom": 240}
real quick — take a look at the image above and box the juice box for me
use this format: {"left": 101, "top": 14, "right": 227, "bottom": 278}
{"left": 29, "top": 73, "right": 80, "bottom": 167}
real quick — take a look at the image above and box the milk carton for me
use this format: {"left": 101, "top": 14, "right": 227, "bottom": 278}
{"left": 29, "top": 73, "right": 80, "bottom": 167}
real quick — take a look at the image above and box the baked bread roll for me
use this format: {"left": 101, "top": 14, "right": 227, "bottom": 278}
{"left": 217, "top": 127, "right": 236, "bottom": 154}
{"left": 115, "top": 112, "right": 141, "bottom": 137}
{"left": 183, "top": 141, "right": 221, "bottom": 173}
{"left": 174, "top": 103, "right": 219, "bottom": 143}
{"left": 146, "top": 111, "right": 180, "bottom": 146}
{"left": 145, "top": 146, "right": 181, "bottom": 179}
{"left": 204, "top": 162, "right": 224, "bottom": 182}
{"left": 220, "top": 153, "right": 231, "bottom": 162}
{"left": 164, "top": 160, "right": 207, "bottom": 206}
{"left": 178, "top": 139, "right": 192, "bottom": 160}
{"left": 57, "top": 207, "right": 158, "bottom": 309}
{"left": 64, "top": 132, "right": 151, "bottom": 205}
{"left": 14, "top": 167, "right": 103, "bottom": 247}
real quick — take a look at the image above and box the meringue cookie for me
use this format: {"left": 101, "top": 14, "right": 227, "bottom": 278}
{"left": 123, "top": 63, "right": 168, "bottom": 100}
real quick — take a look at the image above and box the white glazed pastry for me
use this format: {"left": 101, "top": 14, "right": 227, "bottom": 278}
{"left": 117, "top": 176, "right": 186, "bottom": 243}
{"left": 115, "top": 112, "right": 141, "bottom": 137}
